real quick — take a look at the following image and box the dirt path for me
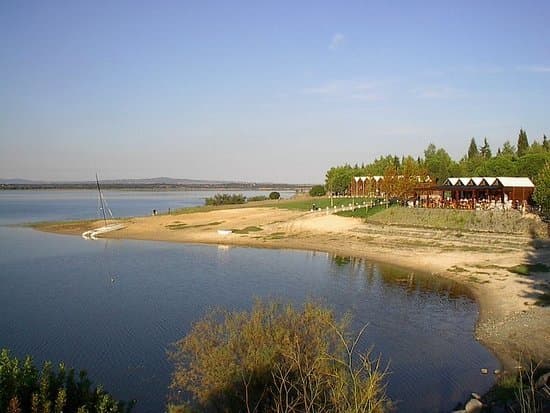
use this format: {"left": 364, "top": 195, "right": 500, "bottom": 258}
{"left": 36, "top": 207, "right": 550, "bottom": 370}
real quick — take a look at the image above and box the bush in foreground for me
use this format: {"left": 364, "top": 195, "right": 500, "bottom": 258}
{"left": 168, "top": 300, "right": 389, "bottom": 413}
{"left": 269, "top": 191, "right": 281, "bottom": 200}
{"left": 0, "top": 349, "right": 133, "bottom": 413}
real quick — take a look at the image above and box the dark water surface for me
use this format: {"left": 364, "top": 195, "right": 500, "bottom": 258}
{"left": 0, "top": 191, "right": 499, "bottom": 412}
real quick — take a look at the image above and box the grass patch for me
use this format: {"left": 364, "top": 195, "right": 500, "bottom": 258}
{"left": 264, "top": 231, "right": 287, "bottom": 240}
{"left": 231, "top": 226, "right": 263, "bottom": 234}
{"left": 508, "top": 263, "right": 550, "bottom": 276}
{"left": 488, "top": 374, "right": 519, "bottom": 401}
{"left": 30, "top": 218, "right": 98, "bottom": 231}
{"left": 166, "top": 221, "right": 224, "bottom": 230}
{"left": 335, "top": 204, "right": 387, "bottom": 219}
{"left": 166, "top": 223, "right": 188, "bottom": 230}
{"left": 364, "top": 206, "right": 548, "bottom": 235}
{"left": 166, "top": 196, "right": 378, "bottom": 215}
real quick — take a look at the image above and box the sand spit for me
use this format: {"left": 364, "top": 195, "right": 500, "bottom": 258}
{"left": 36, "top": 206, "right": 550, "bottom": 369}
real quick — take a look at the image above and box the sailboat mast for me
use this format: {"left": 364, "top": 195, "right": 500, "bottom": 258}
{"left": 96, "top": 174, "right": 108, "bottom": 226}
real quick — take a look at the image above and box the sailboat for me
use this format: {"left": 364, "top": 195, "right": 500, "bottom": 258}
{"left": 82, "top": 174, "right": 126, "bottom": 240}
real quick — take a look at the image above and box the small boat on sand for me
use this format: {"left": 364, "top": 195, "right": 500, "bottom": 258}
{"left": 82, "top": 174, "right": 126, "bottom": 240}
{"left": 82, "top": 223, "right": 126, "bottom": 240}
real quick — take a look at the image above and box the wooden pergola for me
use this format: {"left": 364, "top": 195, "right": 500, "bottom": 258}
{"left": 413, "top": 177, "right": 535, "bottom": 209}
{"left": 438, "top": 177, "right": 534, "bottom": 203}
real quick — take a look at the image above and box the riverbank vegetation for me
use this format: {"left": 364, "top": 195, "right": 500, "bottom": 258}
{"left": 0, "top": 349, "right": 133, "bottom": 413}
{"left": 168, "top": 300, "right": 389, "bottom": 413}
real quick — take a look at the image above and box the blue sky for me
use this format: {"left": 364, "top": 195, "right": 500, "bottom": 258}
{"left": 1, "top": 1, "right": 549, "bottom": 183}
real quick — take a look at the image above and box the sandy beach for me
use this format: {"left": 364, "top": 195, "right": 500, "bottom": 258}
{"left": 36, "top": 206, "right": 550, "bottom": 370}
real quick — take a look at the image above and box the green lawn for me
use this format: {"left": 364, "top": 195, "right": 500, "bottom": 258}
{"left": 166, "top": 196, "right": 375, "bottom": 214}
{"left": 273, "top": 197, "right": 374, "bottom": 211}
{"left": 335, "top": 204, "right": 388, "bottom": 218}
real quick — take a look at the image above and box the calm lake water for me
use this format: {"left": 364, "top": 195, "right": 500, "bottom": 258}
{"left": 0, "top": 190, "right": 499, "bottom": 413}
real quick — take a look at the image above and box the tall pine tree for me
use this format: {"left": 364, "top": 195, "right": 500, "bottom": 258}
{"left": 517, "top": 129, "right": 529, "bottom": 157}
{"left": 543, "top": 135, "right": 549, "bottom": 151}
{"left": 480, "top": 138, "right": 492, "bottom": 158}
{"left": 467, "top": 138, "right": 479, "bottom": 159}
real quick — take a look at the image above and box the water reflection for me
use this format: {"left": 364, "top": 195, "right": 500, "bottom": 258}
{"left": 330, "top": 254, "right": 472, "bottom": 299}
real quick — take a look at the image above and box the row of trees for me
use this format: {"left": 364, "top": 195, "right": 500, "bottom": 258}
{"left": 204, "top": 192, "right": 281, "bottom": 206}
{"left": 325, "top": 129, "right": 550, "bottom": 197}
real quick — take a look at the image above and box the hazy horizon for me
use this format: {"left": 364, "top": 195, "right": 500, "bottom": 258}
{"left": 0, "top": 176, "right": 315, "bottom": 184}
{"left": 1, "top": 2, "right": 548, "bottom": 183}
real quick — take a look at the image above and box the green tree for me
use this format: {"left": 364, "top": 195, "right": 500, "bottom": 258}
{"left": 325, "top": 165, "right": 354, "bottom": 195}
{"left": 517, "top": 128, "right": 529, "bottom": 157}
{"left": 268, "top": 191, "right": 280, "bottom": 200}
{"left": 480, "top": 138, "right": 492, "bottom": 159}
{"left": 424, "top": 144, "right": 456, "bottom": 183}
{"left": 499, "top": 140, "right": 516, "bottom": 158}
{"left": 309, "top": 185, "right": 326, "bottom": 196}
{"left": 467, "top": 138, "right": 479, "bottom": 159}
{"left": 526, "top": 140, "right": 545, "bottom": 154}
{"left": 364, "top": 155, "right": 398, "bottom": 175}
{"left": 543, "top": 135, "right": 549, "bottom": 151}
{"left": 474, "top": 157, "right": 516, "bottom": 176}
{"left": 515, "top": 153, "right": 550, "bottom": 180}
{"left": 533, "top": 162, "right": 550, "bottom": 217}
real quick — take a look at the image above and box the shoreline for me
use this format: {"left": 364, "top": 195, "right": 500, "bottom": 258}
{"left": 33, "top": 206, "right": 550, "bottom": 371}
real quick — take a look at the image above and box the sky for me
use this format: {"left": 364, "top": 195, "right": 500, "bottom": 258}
{"left": 1, "top": 1, "right": 549, "bottom": 183}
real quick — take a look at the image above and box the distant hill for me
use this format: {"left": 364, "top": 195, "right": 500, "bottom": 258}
{"left": 0, "top": 177, "right": 229, "bottom": 185}
{"left": 0, "top": 177, "right": 314, "bottom": 190}
{"left": 0, "top": 178, "right": 44, "bottom": 184}
{"left": 99, "top": 177, "right": 232, "bottom": 185}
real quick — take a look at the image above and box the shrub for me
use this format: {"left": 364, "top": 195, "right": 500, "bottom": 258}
{"left": 204, "top": 193, "right": 246, "bottom": 206}
{"left": 0, "top": 349, "right": 133, "bottom": 413}
{"left": 168, "top": 300, "right": 389, "bottom": 412}
{"left": 309, "top": 185, "right": 326, "bottom": 197}
{"left": 248, "top": 195, "right": 268, "bottom": 202}
{"left": 269, "top": 191, "right": 281, "bottom": 200}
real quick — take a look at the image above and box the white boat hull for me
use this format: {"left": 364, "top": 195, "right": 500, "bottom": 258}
{"left": 82, "top": 223, "right": 126, "bottom": 240}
